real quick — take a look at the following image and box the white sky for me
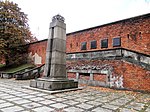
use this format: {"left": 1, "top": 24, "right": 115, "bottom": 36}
{"left": 11, "top": 0, "right": 150, "bottom": 40}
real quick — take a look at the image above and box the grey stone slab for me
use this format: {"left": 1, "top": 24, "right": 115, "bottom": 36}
{"left": 47, "top": 38, "right": 66, "bottom": 52}
{"left": 54, "top": 93, "right": 67, "bottom": 97}
{"left": 28, "top": 91, "right": 40, "bottom": 95}
{"left": 6, "top": 97, "right": 23, "bottom": 101}
{"left": 36, "top": 80, "right": 44, "bottom": 89}
{"left": 35, "top": 93, "right": 47, "bottom": 97}
{"left": 10, "top": 92, "right": 23, "bottom": 95}
{"left": 102, "top": 104, "right": 119, "bottom": 110}
{"left": 51, "top": 51, "right": 66, "bottom": 65}
{"left": 74, "top": 98, "right": 88, "bottom": 103}
{"left": 0, "top": 91, "right": 4, "bottom": 94}
{"left": 63, "top": 95, "right": 77, "bottom": 100}
{"left": 21, "top": 89, "right": 35, "bottom": 93}
{"left": 64, "top": 107, "right": 84, "bottom": 112}
{"left": 32, "top": 106, "right": 54, "bottom": 112}
{"left": 30, "top": 97, "right": 45, "bottom": 102}
{"left": 23, "top": 86, "right": 83, "bottom": 94}
{"left": 8, "top": 90, "right": 19, "bottom": 94}
{"left": 1, "top": 95, "right": 15, "bottom": 99}
{"left": 51, "top": 97, "right": 67, "bottom": 102}
{"left": 13, "top": 99, "right": 31, "bottom": 104}
{"left": 119, "top": 97, "right": 132, "bottom": 102}
{"left": 86, "top": 101, "right": 102, "bottom": 106}
{"left": 106, "top": 94, "right": 120, "bottom": 100}
{"left": 76, "top": 103, "right": 93, "bottom": 110}
{"left": 15, "top": 93, "right": 28, "bottom": 97}
{"left": 21, "top": 111, "right": 30, "bottom": 112}
{"left": 39, "top": 100, "right": 55, "bottom": 105}
{"left": 120, "top": 108, "right": 138, "bottom": 112}
{"left": 22, "top": 102, "right": 42, "bottom": 109}
{"left": 43, "top": 95, "right": 56, "bottom": 99}
{"left": 49, "top": 64, "right": 67, "bottom": 78}
{"left": 50, "top": 103, "right": 68, "bottom": 109}
{"left": 94, "top": 97, "right": 109, "bottom": 103}
{"left": 77, "top": 93, "right": 89, "bottom": 97}
{"left": 0, "top": 102, "right": 14, "bottom": 109}
{"left": 63, "top": 100, "right": 79, "bottom": 105}
{"left": 0, "top": 99, "right": 6, "bottom": 103}
{"left": 0, "top": 93, "right": 9, "bottom": 97}
{"left": 52, "top": 25, "right": 66, "bottom": 40}
{"left": 92, "top": 107, "right": 113, "bottom": 112}
{"left": 30, "top": 80, "right": 37, "bottom": 88}
{"left": 95, "top": 92, "right": 109, "bottom": 97}
{"left": 125, "top": 102, "right": 145, "bottom": 111}
{"left": 22, "top": 95, "right": 36, "bottom": 99}
{"left": 83, "top": 96, "right": 97, "bottom": 100}
{"left": 146, "top": 107, "right": 150, "bottom": 112}
{"left": 109, "top": 99, "right": 129, "bottom": 106}
{"left": 21, "top": 110, "right": 31, "bottom": 112}
{"left": 1, "top": 106, "right": 24, "bottom": 112}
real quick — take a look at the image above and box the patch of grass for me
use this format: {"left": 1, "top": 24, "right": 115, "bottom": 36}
{"left": 0, "top": 64, "right": 5, "bottom": 68}
{"left": 4, "top": 64, "right": 35, "bottom": 73}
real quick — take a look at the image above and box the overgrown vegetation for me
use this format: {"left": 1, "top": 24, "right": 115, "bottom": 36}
{"left": 3, "top": 63, "right": 34, "bottom": 73}
{"left": 0, "top": 64, "right": 5, "bottom": 68}
{"left": 0, "top": 0, "right": 37, "bottom": 67}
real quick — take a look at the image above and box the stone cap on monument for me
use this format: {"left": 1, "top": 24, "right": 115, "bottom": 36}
{"left": 50, "top": 14, "right": 66, "bottom": 28}
{"left": 52, "top": 14, "right": 65, "bottom": 23}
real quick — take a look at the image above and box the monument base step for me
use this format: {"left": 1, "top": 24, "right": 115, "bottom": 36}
{"left": 30, "top": 78, "right": 78, "bottom": 91}
{"left": 22, "top": 86, "right": 84, "bottom": 94}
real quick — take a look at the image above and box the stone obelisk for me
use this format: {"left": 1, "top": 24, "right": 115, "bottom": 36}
{"left": 44, "top": 14, "right": 67, "bottom": 79}
{"left": 30, "top": 14, "right": 78, "bottom": 90}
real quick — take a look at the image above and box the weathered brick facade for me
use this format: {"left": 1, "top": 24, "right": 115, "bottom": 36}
{"left": 27, "top": 13, "right": 150, "bottom": 92}
{"left": 28, "top": 39, "right": 47, "bottom": 65}
{"left": 66, "top": 14, "right": 150, "bottom": 55}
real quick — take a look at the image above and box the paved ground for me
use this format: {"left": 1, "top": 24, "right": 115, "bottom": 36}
{"left": 0, "top": 79, "right": 149, "bottom": 112}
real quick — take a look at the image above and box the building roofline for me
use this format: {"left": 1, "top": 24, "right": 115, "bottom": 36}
{"left": 28, "top": 13, "right": 150, "bottom": 44}
{"left": 27, "top": 39, "right": 48, "bottom": 45}
{"left": 67, "top": 13, "right": 150, "bottom": 36}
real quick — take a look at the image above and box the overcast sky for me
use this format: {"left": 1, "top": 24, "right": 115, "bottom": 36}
{"left": 11, "top": 0, "right": 150, "bottom": 40}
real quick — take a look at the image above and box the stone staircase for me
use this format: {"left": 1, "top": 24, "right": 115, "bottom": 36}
{"left": 0, "top": 64, "right": 45, "bottom": 80}
{"left": 15, "top": 64, "right": 45, "bottom": 80}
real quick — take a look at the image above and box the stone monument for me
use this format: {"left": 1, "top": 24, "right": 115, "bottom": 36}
{"left": 30, "top": 14, "right": 78, "bottom": 90}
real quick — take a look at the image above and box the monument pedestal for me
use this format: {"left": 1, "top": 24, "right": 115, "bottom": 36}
{"left": 30, "top": 78, "right": 78, "bottom": 90}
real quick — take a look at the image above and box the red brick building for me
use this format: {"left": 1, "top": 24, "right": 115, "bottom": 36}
{"left": 28, "top": 13, "right": 150, "bottom": 92}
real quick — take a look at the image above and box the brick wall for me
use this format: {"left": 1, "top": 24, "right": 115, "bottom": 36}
{"left": 67, "top": 72, "right": 76, "bottom": 79}
{"left": 66, "top": 13, "right": 150, "bottom": 55}
{"left": 67, "top": 60, "right": 150, "bottom": 92}
{"left": 27, "top": 39, "right": 47, "bottom": 65}
{"left": 93, "top": 73, "right": 107, "bottom": 82}
{"left": 123, "top": 62, "right": 150, "bottom": 91}
{"left": 27, "top": 13, "right": 150, "bottom": 92}
{"left": 28, "top": 14, "right": 150, "bottom": 64}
